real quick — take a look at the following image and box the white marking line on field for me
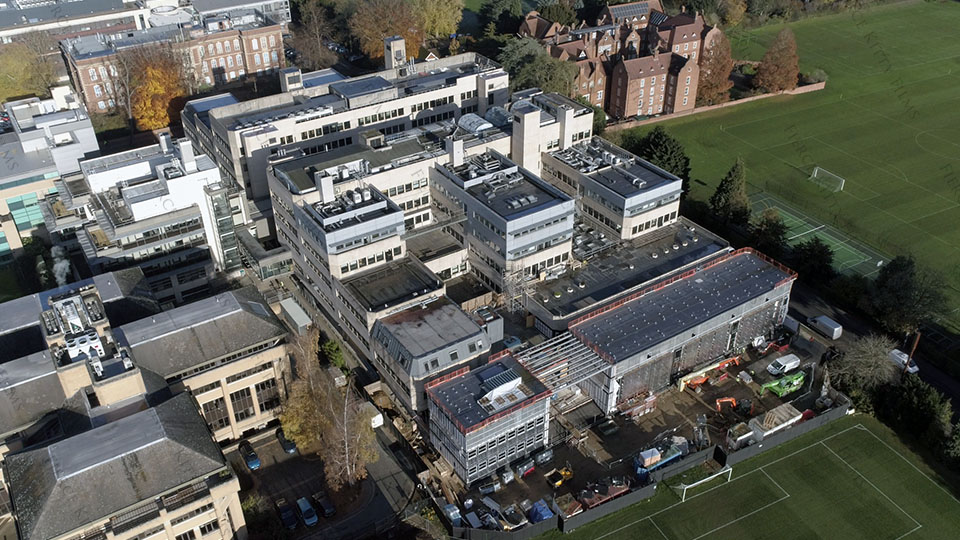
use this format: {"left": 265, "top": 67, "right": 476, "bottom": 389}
{"left": 820, "top": 441, "right": 923, "bottom": 533}
{"left": 787, "top": 224, "right": 825, "bottom": 241}
{"left": 855, "top": 424, "right": 960, "bottom": 507}
{"left": 649, "top": 517, "right": 670, "bottom": 540}
{"left": 594, "top": 425, "right": 863, "bottom": 540}
{"left": 690, "top": 491, "right": 791, "bottom": 540}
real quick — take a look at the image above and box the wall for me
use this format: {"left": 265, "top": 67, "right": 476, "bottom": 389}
{"left": 606, "top": 82, "right": 827, "bottom": 133}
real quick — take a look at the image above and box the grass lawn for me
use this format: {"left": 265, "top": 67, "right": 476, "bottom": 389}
{"left": 539, "top": 415, "right": 960, "bottom": 539}
{"left": 609, "top": 1, "right": 960, "bottom": 327}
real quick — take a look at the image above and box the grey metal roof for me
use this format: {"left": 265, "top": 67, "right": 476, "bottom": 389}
{"left": 192, "top": 0, "right": 275, "bottom": 13}
{"left": 115, "top": 287, "right": 286, "bottom": 378}
{"left": 372, "top": 297, "right": 483, "bottom": 378}
{"left": 428, "top": 356, "right": 548, "bottom": 432}
{"left": 342, "top": 258, "right": 443, "bottom": 312}
{"left": 302, "top": 68, "right": 349, "bottom": 89}
{"left": 330, "top": 76, "right": 394, "bottom": 99}
{"left": 571, "top": 251, "right": 794, "bottom": 363}
{"left": 0, "top": 0, "right": 128, "bottom": 30}
{"left": 607, "top": 1, "right": 655, "bottom": 19}
{"left": 6, "top": 393, "right": 226, "bottom": 540}
{"left": 0, "top": 351, "right": 65, "bottom": 437}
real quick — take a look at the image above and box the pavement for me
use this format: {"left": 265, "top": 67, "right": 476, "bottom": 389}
{"left": 788, "top": 281, "right": 960, "bottom": 412}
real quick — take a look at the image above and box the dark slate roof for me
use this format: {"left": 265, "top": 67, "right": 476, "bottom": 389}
{"left": 115, "top": 287, "right": 286, "bottom": 378}
{"left": 6, "top": 393, "right": 226, "bottom": 540}
{"left": 572, "top": 251, "right": 794, "bottom": 363}
{"left": 0, "top": 351, "right": 65, "bottom": 437}
{"left": 0, "top": 0, "right": 128, "bottom": 30}
{"left": 342, "top": 258, "right": 443, "bottom": 312}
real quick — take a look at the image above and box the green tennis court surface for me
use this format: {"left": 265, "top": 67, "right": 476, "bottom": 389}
{"left": 751, "top": 192, "right": 890, "bottom": 277}
{"left": 539, "top": 416, "right": 960, "bottom": 540}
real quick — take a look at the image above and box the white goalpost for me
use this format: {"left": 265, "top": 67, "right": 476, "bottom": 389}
{"left": 671, "top": 465, "right": 734, "bottom": 502}
{"left": 808, "top": 166, "right": 846, "bottom": 192}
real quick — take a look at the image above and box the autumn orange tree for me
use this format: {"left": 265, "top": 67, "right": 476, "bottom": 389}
{"left": 130, "top": 50, "right": 188, "bottom": 131}
{"left": 697, "top": 32, "right": 734, "bottom": 106}
{"left": 754, "top": 27, "right": 799, "bottom": 93}
{"left": 349, "top": 0, "right": 423, "bottom": 62}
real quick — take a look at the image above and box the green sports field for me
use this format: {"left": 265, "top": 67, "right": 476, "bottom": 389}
{"left": 539, "top": 415, "right": 960, "bottom": 540}
{"left": 612, "top": 1, "right": 960, "bottom": 325}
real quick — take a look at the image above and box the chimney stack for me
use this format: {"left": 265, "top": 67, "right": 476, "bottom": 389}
{"left": 178, "top": 138, "right": 197, "bottom": 173}
{"left": 446, "top": 137, "right": 464, "bottom": 167}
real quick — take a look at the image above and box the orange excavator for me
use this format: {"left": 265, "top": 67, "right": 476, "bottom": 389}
{"left": 716, "top": 397, "right": 754, "bottom": 415}
{"left": 717, "top": 355, "right": 742, "bottom": 370}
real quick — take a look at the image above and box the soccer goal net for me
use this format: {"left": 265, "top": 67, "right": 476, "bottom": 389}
{"left": 809, "top": 166, "right": 846, "bottom": 192}
{"left": 671, "top": 465, "right": 734, "bottom": 502}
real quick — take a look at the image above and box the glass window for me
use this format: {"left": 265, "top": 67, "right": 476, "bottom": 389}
{"left": 230, "top": 387, "right": 255, "bottom": 422}
{"left": 251, "top": 38, "right": 258, "bottom": 50}
{"left": 88, "top": 68, "right": 97, "bottom": 81}
{"left": 224, "top": 40, "right": 231, "bottom": 52}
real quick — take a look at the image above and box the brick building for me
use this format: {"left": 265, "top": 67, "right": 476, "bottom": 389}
{"left": 610, "top": 51, "right": 699, "bottom": 117}
{"left": 60, "top": 10, "right": 284, "bottom": 113}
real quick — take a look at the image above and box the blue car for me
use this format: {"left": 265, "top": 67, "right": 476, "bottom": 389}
{"left": 296, "top": 497, "right": 319, "bottom": 526}
{"left": 239, "top": 440, "right": 260, "bottom": 471}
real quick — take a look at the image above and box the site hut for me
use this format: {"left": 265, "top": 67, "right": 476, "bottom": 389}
{"left": 5, "top": 393, "right": 248, "bottom": 540}
{"left": 0, "top": 88, "right": 98, "bottom": 262}
{"left": 426, "top": 354, "right": 551, "bottom": 486}
{"left": 542, "top": 135, "right": 682, "bottom": 242}
{"left": 113, "top": 287, "right": 289, "bottom": 443}
{"left": 180, "top": 44, "right": 509, "bottom": 238}
{"left": 371, "top": 295, "right": 497, "bottom": 415}
{"left": 566, "top": 248, "right": 797, "bottom": 414}
{"left": 526, "top": 217, "right": 729, "bottom": 337}
{"left": 43, "top": 134, "right": 236, "bottom": 306}
{"left": 430, "top": 149, "right": 576, "bottom": 299}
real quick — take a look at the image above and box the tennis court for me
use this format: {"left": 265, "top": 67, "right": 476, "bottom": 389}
{"left": 751, "top": 192, "right": 890, "bottom": 277}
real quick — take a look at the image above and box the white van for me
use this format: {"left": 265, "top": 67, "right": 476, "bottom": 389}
{"left": 807, "top": 315, "right": 843, "bottom": 340}
{"left": 767, "top": 354, "right": 801, "bottom": 376}
{"left": 888, "top": 349, "right": 919, "bottom": 374}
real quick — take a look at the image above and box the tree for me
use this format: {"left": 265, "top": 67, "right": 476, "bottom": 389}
{"left": 789, "top": 236, "right": 834, "bottom": 283}
{"left": 448, "top": 37, "right": 462, "bottom": 55}
{"left": 829, "top": 334, "right": 898, "bottom": 394}
{"left": 482, "top": 0, "right": 523, "bottom": 33}
{"left": 623, "top": 126, "right": 692, "bottom": 197}
{"left": 751, "top": 208, "right": 788, "bottom": 258}
{"left": 498, "top": 37, "right": 577, "bottom": 94}
{"left": 281, "top": 330, "right": 377, "bottom": 490}
{"left": 18, "top": 31, "right": 59, "bottom": 92}
{"left": 709, "top": 157, "right": 751, "bottom": 225}
{"left": 413, "top": 0, "right": 463, "bottom": 38}
{"left": 0, "top": 42, "right": 55, "bottom": 102}
{"left": 130, "top": 51, "right": 188, "bottom": 131}
{"left": 877, "top": 374, "right": 953, "bottom": 448}
{"left": 697, "top": 31, "right": 733, "bottom": 106}
{"left": 575, "top": 96, "right": 606, "bottom": 135}
{"left": 321, "top": 339, "right": 346, "bottom": 369}
{"left": 718, "top": 0, "right": 747, "bottom": 26}
{"left": 349, "top": 0, "right": 423, "bottom": 61}
{"left": 539, "top": 2, "right": 578, "bottom": 26}
{"left": 755, "top": 27, "right": 799, "bottom": 93}
{"left": 291, "top": 0, "right": 338, "bottom": 71}
{"left": 870, "top": 255, "right": 946, "bottom": 335}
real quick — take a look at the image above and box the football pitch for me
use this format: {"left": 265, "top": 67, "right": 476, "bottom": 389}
{"left": 614, "top": 0, "right": 960, "bottom": 326}
{"left": 539, "top": 416, "right": 960, "bottom": 540}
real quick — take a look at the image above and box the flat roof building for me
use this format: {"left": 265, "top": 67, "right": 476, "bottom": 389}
{"left": 427, "top": 354, "right": 551, "bottom": 485}
{"left": 372, "top": 296, "right": 492, "bottom": 413}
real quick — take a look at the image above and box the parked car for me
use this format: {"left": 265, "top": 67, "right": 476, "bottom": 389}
{"left": 503, "top": 335, "right": 523, "bottom": 351}
{"left": 238, "top": 440, "right": 260, "bottom": 471}
{"left": 296, "top": 497, "right": 319, "bottom": 526}
{"left": 806, "top": 315, "right": 843, "bottom": 340}
{"left": 766, "top": 354, "right": 801, "bottom": 376}
{"left": 312, "top": 491, "right": 336, "bottom": 517}
{"left": 275, "top": 498, "right": 298, "bottom": 530}
{"left": 276, "top": 428, "right": 297, "bottom": 454}
{"left": 888, "top": 349, "right": 919, "bottom": 374}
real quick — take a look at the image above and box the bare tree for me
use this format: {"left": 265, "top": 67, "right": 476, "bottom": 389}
{"left": 291, "top": 0, "right": 338, "bottom": 71}
{"left": 829, "top": 334, "right": 898, "bottom": 393}
{"left": 18, "top": 31, "right": 59, "bottom": 91}
{"left": 280, "top": 328, "right": 377, "bottom": 490}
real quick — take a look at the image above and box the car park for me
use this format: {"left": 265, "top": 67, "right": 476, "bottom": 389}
{"left": 296, "top": 497, "right": 319, "bottom": 526}
{"left": 238, "top": 440, "right": 260, "bottom": 471}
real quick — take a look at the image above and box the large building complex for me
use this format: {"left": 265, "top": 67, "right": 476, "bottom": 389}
{"left": 60, "top": 8, "right": 285, "bottom": 113}
{"left": 42, "top": 134, "right": 240, "bottom": 304}
{"left": 182, "top": 43, "right": 510, "bottom": 236}
{"left": 0, "top": 0, "right": 173, "bottom": 44}
{"left": 0, "top": 88, "right": 98, "bottom": 262}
